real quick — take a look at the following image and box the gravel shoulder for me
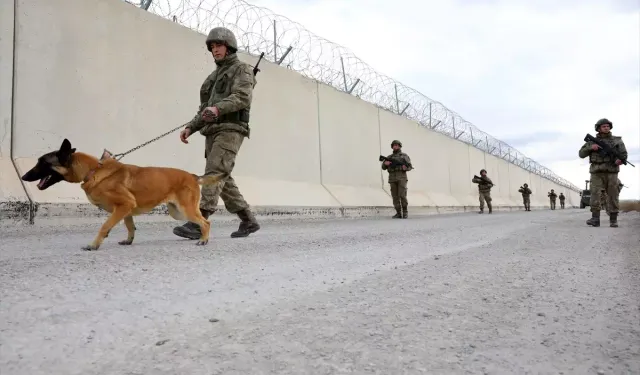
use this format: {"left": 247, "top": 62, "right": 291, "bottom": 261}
{"left": 1, "top": 209, "right": 638, "bottom": 375}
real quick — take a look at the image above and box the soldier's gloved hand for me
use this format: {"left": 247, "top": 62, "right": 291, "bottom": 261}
{"left": 615, "top": 159, "right": 622, "bottom": 165}
{"left": 591, "top": 144, "right": 600, "bottom": 151}
{"left": 202, "top": 106, "right": 219, "bottom": 122}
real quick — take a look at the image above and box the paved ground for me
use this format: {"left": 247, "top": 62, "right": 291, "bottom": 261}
{"left": 1, "top": 209, "right": 639, "bottom": 375}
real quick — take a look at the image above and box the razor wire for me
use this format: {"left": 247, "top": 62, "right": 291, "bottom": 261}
{"left": 125, "top": 0, "right": 580, "bottom": 192}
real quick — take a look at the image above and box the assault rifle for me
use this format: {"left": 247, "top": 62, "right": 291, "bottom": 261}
{"left": 379, "top": 155, "right": 413, "bottom": 169}
{"left": 473, "top": 175, "right": 491, "bottom": 184}
{"left": 584, "top": 133, "right": 635, "bottom": 167}
{"left": 253, "top": 52, "right": 265, "bottom": 76}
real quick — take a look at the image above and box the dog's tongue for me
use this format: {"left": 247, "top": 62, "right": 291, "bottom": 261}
{"left": 38, "top": 176, "right": 49, "bottom": 189}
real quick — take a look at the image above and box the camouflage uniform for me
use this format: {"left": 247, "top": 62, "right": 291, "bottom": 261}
{"left": 602, "top": 179, "right": 624, "bottom": 216}
{"left": 518, "top": 183, "right": 532, "bottom": 211}
{"left": 558, "top": 193, "right": 565, "bottom": 209}
{"left": 547, "top": 189, "right": 557, "bottom": 210}
{"left": 578, "top": 118, "right": 629, "bottom": 227}
{"left": 174, "top": 27, "right": 261, "bottom": 240}
{"left": 472, "top": 169, "right": 493, "bottom": 214}
{"left": 381, "top": 140, "right": 413, "bottom": 218}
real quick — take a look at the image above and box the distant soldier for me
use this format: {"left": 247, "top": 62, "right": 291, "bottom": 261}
{"left": 472, "top": 169, "right": 493, "bottom": 214}
{"left": 547, "top": 189, "right": 557, "bottom": 210}
{"left": 558, "top": 192, "right": 565, "bottom": 209}
{"left": 381, "top": 140, "right": 413, "bottom": 219}
{"left": 578, "top": 118, "right": 629, "bottom": 227}
{"left": 518, "top": 183, "right": 532, "bottom": 211}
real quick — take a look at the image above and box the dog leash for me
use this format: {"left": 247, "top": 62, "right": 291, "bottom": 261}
{"left": 112, "top": 123, "right": 187, "bottom": 161}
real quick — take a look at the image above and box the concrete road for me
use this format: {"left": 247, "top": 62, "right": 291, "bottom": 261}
{"left": 1, "top": 209, "right": 639, "bottom": 375}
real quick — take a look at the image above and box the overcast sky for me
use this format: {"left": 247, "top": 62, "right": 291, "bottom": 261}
{"left": 156, "top": 0, "right": 640, "bottom": 198}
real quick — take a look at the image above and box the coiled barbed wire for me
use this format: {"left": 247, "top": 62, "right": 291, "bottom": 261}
{"left": 125, "top": 0, "right": 579, "bottom": 191}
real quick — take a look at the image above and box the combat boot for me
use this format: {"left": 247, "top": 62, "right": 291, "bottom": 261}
{"left": 230, "top": 208, "right": 261, "bottom": 238}
{"left": 173, "top": 208, "right": 212, "bottom": 239}
{"left": 402, "top": 205, "right": 408, "bottom": 219}
{"left": 609, "top": 212, "right": 618, "bottom": 227}
{"left": 392, "top": 206, "right": 402, "bottom": 218}
{"left": 586, "top": 211, "right": 600, "bottom": 227}
{"left": 487, "top": 203, "right": 493, "bottom": 214}
{"left": 478, "top": 208, "right": 484, "bottom": 214}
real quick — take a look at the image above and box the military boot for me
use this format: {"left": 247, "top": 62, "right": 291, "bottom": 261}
{"left": 609, "top": 212, "right": 618, "bottom": 227}
{"left": 478, "top": 208, "right": 484, "bottom": 214}
{"left": 230, "top": 208, "right": 261, "bottom": 238}
{"left": 488, "top": 203, "right": 493, "bottom": 214}
{"left": 392, "top": 206, "right": 402, "bottom": 218}
{"left": 586, "top": 211, "right": 600, "bottom": 227}
{"left": 173, "top": 208, "right": 212, "bottom": 239}
{"left": 402, "top": 205, "right": 408, "bottom": 219}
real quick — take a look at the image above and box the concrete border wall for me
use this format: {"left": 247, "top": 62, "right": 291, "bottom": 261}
{"left": 0, "top": 0, "right": 581, "bottom": 224}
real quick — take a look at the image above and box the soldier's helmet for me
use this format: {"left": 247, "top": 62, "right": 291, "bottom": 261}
{"left": 391, "top": 140, "right": 402, "bottom": 148}
{"left": 523, "top": 183, "right": 528, "bottom": 187}
{"left": 206, "top": 27, "right": 238, "bottom": 53}
{"left": 595, "top": 118, "right": 612, "bottom": 131}
{"left": 551, "top": 189, "right": 554, "bottom": 192}
{"left": 480, "top": 169, "right": 487, "bottom": 174}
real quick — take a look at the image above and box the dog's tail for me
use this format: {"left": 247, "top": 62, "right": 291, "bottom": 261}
{"left": 194, "top": 172, "right": 230, "bottom": 186}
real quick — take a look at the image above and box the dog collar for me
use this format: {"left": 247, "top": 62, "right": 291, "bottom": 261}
{"left": 83, "top": 161, "right": 103, "bottom": 183}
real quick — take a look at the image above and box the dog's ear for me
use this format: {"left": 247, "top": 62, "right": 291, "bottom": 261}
{"left": 57, "top": 138, "right": 76, "bottom": 166}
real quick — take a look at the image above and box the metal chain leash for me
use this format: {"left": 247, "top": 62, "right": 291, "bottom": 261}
{"left": 112, "top": 123, "right": 187, "bottom": 161}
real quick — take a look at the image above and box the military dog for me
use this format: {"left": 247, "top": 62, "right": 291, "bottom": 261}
{"left": 619, "top": 200, "right": 640, "bottom": 213}
{"left": 21, "top": 138, "right": 227, "bottom": 250}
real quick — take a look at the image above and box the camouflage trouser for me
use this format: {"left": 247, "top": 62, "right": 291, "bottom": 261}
{"left": 522, "top": 196, "right": 530, "bottom": 209}
{"left": 479, "top": 190, "right": 491, "bottom": 209}
{"left": 549, "top": 199, "right": 556, "bottom": 210}
{"left": 590, "top": 172, "right": 619, "bottom": 214}
{"left": 200, "top": 131, "right": 250, "bottom": 214}
{"left": 560, "top": 200, "right": 565, "bottom": 209}
{"left": 389, "top": 179, "right": 408, "bottom": 211}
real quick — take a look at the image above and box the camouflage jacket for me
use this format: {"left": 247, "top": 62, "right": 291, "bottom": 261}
{"left": 381, "top": 150, "right": 413, "bottom": 183}
{"left": 548, "top": 192, "right": 557, "bottom": 201}
{"left": 472, "top": 175, "right": 493, "bottom": 192}
{"left": 558, "top": 194, "right": 565, "bottom": 201}
{"left": 518, "top": 186, "right": 532, "bottom": 197}
{"left": 186, "top": 53, "right": 256, "bottom": 138}
{"left": 578, "top": 132, "right": 628, "bottom": 173}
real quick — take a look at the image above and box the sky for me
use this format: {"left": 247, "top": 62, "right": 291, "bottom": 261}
{"left": 154, "top": 0, "right": 640, "bottom": 198}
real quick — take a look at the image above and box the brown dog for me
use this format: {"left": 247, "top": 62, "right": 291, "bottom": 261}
{"left": 21, "top": 138, "right": 228, "bottom": 250}
{"left": 619, "top": 200, "right": 640, "bottom": 213}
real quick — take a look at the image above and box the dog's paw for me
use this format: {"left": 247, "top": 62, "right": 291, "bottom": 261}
{"left": 82, "top": 244, "right": 99, "bottom": 251}
{"left": 118, "top": 239, "right": 133, "bottom": 245}
{"left": 196, "top": 239, "right": 209, "bottom": 246}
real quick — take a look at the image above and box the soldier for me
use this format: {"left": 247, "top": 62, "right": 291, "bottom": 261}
{"left": 578, "top": 118, "right": 629, "bottom": 227}
{"left": 558, "top": 192, "right": 565, "bottom": 209}
{"left": 518, "top": 183, "right": 532, "bottom": 211}
{"left": 174, "top": 27, "right": 261, "bottom": 239}
{"left": 547, "top": 189, "right": 557, "bottom": 210}
{"left": 381, "top": 140, "right": 413, "bottom": 218}
{"left": 472, "top": 169, "right": 493, "bottom": 214}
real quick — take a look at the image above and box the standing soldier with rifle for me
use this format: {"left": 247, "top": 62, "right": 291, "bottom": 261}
{"left": 578, "top": 118, "right": 631, "bottom": 227}
{"left": 558, "top": 192, "right": 565, "bottom": 209}
{"left": 175, "top": 27, "right": 264, "bottom": 240}
{"left": 547, "top": 189, "right": 557, "bottom": 210}
{"left": 472, "top": 169, "right": 494, "bottom": 214}
{"left": 381, "top": 140, "right": 413, "bottom": 219}
{"left": 518, "top": 183, "right": 532, "bottom": 211}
